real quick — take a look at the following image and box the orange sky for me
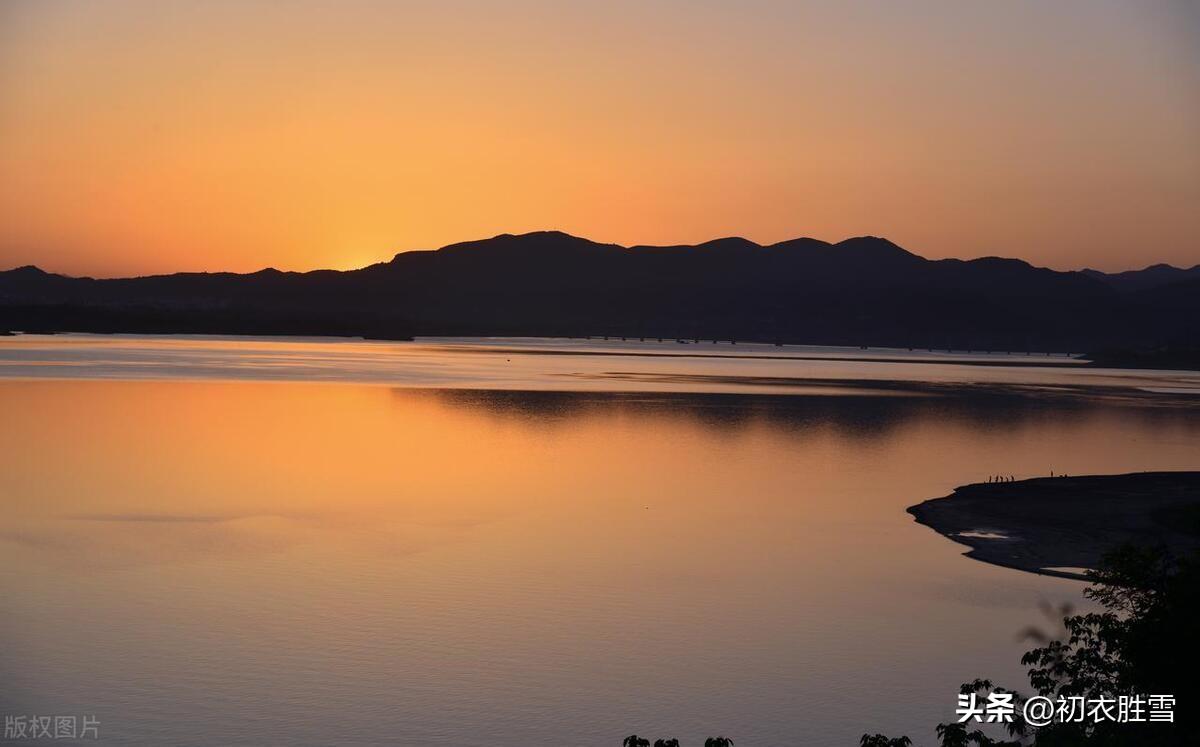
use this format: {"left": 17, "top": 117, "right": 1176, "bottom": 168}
{"left": 1, "top": 0, "right": 1197, "bottom": 277}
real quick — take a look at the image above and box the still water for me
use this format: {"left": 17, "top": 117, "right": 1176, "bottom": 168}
{"left": 1, "top": 335, "right": 1198, "bottom": 745}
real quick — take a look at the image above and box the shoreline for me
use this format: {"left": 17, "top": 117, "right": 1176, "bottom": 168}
{"left": 908, "top": 472, "right": 1200, "bottom": 580}
{"left": 6, "top": 330, "right": 1199, "bottom": 373}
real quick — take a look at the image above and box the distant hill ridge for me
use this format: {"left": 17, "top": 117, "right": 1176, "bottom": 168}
{"left": 1, "top": 230, "right": 1196, "bottom": 351}
{"left": 1081, "top": 263, "right": 1200, "bottom": 293}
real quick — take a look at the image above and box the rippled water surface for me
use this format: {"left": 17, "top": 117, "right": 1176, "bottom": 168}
{"left": 2, "top": 335, "right": 1198, "bottom": 745}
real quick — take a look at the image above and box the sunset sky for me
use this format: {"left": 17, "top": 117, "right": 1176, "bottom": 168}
{"left": 1, "top": 0, "right": 1197, "bottom": 277}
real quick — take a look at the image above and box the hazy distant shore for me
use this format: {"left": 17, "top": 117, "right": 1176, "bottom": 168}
{"left": 909, "top": 472, "right": 1200, "bottom": 580}
{"left": 3, "top": 333, "right": 1200, "bottom": 405}
{"left": 4, "top": 327, "right": 1197, "bottom": 373}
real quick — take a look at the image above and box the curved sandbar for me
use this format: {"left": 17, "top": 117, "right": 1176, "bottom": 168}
{"left": 908, "top": 472, "right": 1200, "bottom": 580}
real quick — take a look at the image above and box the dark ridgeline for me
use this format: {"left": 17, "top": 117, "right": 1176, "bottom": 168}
{"left": 0, "top": 231, "right": 1196, "bottom": 352}
{"left": 1081, "top": 263, "right": 1200, "bottom": 293}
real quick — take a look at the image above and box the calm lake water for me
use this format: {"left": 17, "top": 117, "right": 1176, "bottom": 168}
{"left": 2, "top": 335, "right": 1198, "bottom": 745}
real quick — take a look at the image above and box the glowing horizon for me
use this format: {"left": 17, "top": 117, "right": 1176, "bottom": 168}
{"left": 2, "top": 0, "right": 1197, "bottom": 277}
{"left": 20, "top": 228, "right": 1198, "bottom": 281}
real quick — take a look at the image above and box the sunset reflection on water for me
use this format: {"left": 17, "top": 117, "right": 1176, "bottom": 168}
{"left": 1, "top": 341, "right": 1198, "bottom": 744}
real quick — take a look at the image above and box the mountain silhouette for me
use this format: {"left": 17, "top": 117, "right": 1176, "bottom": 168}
{"left": 1081, "top": 263, "right": 1200, "bottom": 293}
{"left": 1, "top": 231, "right": 1196, "bottom": 352}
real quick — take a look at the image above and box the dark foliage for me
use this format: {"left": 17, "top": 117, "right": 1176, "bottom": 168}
{"left": 862, "top": 545, "right": 1200, "bottom": 746}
